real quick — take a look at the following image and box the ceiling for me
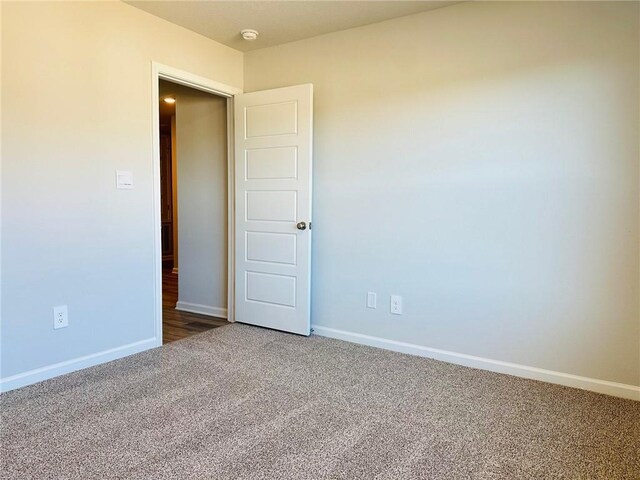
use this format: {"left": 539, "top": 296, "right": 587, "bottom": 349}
{"left": 125, "top": 1, "right": 459, "bottom": 52}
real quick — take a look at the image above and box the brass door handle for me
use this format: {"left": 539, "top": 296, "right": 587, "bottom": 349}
{"left": 296, "top": 221, "right": 307, "bottom": 231}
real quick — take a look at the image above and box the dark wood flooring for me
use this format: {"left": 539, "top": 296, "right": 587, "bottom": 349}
{"left": 163, "top": 269, "right": 228, "bottom": 344}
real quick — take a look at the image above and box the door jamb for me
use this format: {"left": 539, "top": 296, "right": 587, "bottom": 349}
{"left": 151, "top": 62, "right": 242, "bottom": 346}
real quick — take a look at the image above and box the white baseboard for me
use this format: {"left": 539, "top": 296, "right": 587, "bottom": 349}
{"left": 311, "top": 325, "right": 640, "bottom": 401}
{"left": 0, "top": 337, "right": 159, "bottom": 393}
{"left": 175, "top": 301, "right": 227, "bottom": 319}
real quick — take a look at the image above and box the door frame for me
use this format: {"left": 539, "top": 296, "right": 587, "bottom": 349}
{"left": 151, "top": 62, "right": 242, "bottom": 345}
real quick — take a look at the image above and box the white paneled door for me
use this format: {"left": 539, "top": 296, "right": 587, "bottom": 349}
{"left": 234, "top": 84, "right": 313, "bottom": 335}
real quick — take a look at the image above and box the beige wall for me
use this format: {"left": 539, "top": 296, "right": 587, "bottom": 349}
{"left": 245, "top": 1, "right": 640, "bottom": 386}
{"left": 1, "top": 1, "right": 242, "bottom": 379}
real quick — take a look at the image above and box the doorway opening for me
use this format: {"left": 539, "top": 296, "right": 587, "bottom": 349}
{"left": 152, "top": 63, "right": 312, "bottom": 341}
{"left": 152, "top": 63, "right": 240, "bottom": 346}
{"left": 158, "top": 79, "right": 229, "bottom": 343}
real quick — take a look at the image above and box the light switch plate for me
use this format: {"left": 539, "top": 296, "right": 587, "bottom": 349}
{"left": 367, "top": 292, "right": 377, "bottom": 309}
{"left": 116, "top": 170, "right": 133, "bottom": 189}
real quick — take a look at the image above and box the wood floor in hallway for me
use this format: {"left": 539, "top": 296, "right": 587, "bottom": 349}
{"left": 162, "top": 269, "right": 228, "bottom": 344}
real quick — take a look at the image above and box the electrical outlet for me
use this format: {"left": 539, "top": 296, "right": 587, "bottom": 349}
{"left": 390, "top": 295, "right": 402, "bottom": 315}
{"left": 53, "top": 305, "right": 68, "bottom": 329}
{"left": 367, "top": 292, "right": 377, "bottom": 309}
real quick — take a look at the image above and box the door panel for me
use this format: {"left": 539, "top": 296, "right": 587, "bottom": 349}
{"left": 246, "top": 232, "right": 297, "bottom": 265}
{"left": 234, "top": 84, "right": 313, "bottom": 336}
{"left": 246, "top": 191, "right": 297, "bottom": 222}
{"left": 246, "top": 147, "right": 298, "bottom": 180}
{"left": 245, "top": 101, "right": 298, "bottom": 137}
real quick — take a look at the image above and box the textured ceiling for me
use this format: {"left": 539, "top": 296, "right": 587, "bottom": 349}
{"left": 125, "top": 1, "right": 460, "bottom": 52}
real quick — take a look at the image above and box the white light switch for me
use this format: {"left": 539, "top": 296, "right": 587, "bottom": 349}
{"left": 116, "top": 170, "right": 133, "bottom": 189}
{"left": 367, "top": 292, "right": 377, "bottom": 309}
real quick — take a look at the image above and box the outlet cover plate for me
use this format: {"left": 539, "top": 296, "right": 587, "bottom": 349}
{"left": 390, "top": 295, "right": 402, "bottom": 315}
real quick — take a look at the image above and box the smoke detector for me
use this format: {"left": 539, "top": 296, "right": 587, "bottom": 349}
{"left": 240, "top": 29, "right": 259, "bottom": 41}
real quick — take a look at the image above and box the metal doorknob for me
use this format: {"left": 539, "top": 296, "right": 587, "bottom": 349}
{"left": 296, "top": 221, "right": 307, "bottom": 231}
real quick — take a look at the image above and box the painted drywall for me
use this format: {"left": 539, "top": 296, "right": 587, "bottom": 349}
{"left": 171, "top": 115, "right": 178, "bottom": 271}
{"left": 167, "top": 82, "right": 228, "bottom": 314}
{"left": 1, "top": 1, "right": 242, "bottom": 380}
{"left": 244, "top": 1, "right": 640, "bottom": 387}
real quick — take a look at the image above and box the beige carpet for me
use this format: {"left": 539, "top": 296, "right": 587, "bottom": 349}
{"left": 1, "top": 324, "right": 639, "bottom": 479}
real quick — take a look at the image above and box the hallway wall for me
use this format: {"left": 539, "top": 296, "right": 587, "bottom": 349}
{"left": 170, "top": 83, "right": 228, "bottom": 317}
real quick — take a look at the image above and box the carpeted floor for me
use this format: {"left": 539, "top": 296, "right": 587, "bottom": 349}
{"left": 1, "top": 324, "right": 638, "bottom": 479}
